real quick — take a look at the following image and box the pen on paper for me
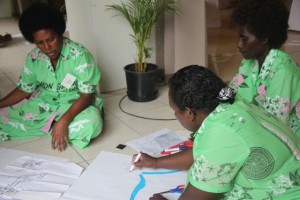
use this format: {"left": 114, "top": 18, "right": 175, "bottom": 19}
{"left": 129, "top": 152, "right": 142, "bottom": 172}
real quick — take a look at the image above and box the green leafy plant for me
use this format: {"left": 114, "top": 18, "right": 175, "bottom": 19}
{"left": 107, "top": 0, "right": 179, "bottom": 72}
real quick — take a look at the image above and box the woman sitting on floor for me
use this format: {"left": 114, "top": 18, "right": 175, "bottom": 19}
{"left": 0, "top": 3, "right": 103, "bottom": 151}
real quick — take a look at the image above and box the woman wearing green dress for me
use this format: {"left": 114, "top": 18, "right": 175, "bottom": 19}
{"left": 229, "top": 0, "right": 300, "bottom": 137}
{"left": 132, "top": 65, "right": 300, "bottom": 200}
{"left": 0, "top": 3, "right": 103, "bottom": 151}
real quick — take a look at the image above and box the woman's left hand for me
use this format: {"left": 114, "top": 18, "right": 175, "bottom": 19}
{"left": 149, "top": 194, "right": 168, "bottom": 200}
{"left": 51, "top": 120, "right": 69, "bottom": 151}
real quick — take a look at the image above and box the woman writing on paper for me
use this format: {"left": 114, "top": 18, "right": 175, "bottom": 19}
{"left": 133, "top": 65, "right": 300, "bottom": 200}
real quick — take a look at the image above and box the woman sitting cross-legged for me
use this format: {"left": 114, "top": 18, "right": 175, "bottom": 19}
{"left": 0, "top": 3, "right": 103, "bottom": 151}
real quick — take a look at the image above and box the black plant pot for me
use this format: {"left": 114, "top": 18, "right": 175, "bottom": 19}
{"left": 124, "top": 63, "right": 159, "bottom": 102}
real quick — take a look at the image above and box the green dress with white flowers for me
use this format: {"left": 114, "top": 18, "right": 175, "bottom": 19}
{"left": 229, "top": 49, "right": 300, "bottom": 137}
{"left": 0, "top": 37, "right": 103, "bottom": 149}
{"left": 188, "top": 97, "right": 300, "bottom": 199}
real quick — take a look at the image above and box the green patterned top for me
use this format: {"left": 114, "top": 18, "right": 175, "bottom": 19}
{"left": 0, "top": 37, "right": 103, "bottom": 149}
{"left": 188, "top": 97, "right": 300, "bottom": 199}
{"left": 18, "top": 37, "right": 101, "bottom": 104}
{"left": 230, "top": 49, "right": 300, "bottom": 137}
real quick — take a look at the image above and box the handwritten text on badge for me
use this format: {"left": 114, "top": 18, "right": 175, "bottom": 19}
{"left": 61, "top": 73, "right": 76, "bottom": 89}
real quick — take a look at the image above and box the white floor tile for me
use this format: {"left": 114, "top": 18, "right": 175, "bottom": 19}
{"left": 155, "top": 85, "right": 170, "bottom": 105}
{"left": 11, "top": 137, "right": 85, "bottom": 163}
{"left": 0, "top": 74, "right": 15, "bottom": 98}
{"left": 0, "top": 138, "right": 40, "bottom": 148}
{"left": 73, "top": 118, "right": 142, "bottom": 161}
{"left": 5, "top": 71, "right": 20, "bottom": 84}
{"left": 118, "top": 106, "right": 184, "bottom": 136}
{"left": 104, "top": 93, "right": 165, "bottom": 118}
{"left": 102, "top": 109, "right": 117, "bottom": 121}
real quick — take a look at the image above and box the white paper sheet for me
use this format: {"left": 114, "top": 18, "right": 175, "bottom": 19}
{"left": 0, "top": 156, "right": 83, "bottom": 200}
{"left": 0, "top": 148, "right": 67, "bottom": 168}
{"left": 60, "top": 151, "right": 188, "bottom": 200}
{"left": 126, "top": 128, "right": 188, "bottom": 155}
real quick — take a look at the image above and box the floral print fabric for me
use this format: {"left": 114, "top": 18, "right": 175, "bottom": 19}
{"left": 230, "top": 49, "right": 300, "bottom": 137}
{"left": 188, "top": 99, "right": 300, "bottom": 199}
{"left": 0, "top": 37, "right": 103, "bottom": 149}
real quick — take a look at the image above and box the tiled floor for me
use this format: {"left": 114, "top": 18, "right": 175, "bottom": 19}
{"left": 1, "top": 7, "right": 300, "bottom": 169}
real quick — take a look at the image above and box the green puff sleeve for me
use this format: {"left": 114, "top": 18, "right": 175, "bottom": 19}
{"left": 16, "top": 49, "right": 40, "bottom": 93}
{"left": 72, "top": 49, "right": 100, "bottom": 94}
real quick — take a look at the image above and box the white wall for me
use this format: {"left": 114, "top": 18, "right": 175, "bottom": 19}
{"left": 65, "top": 0, "right": 206, "bottom": 92}
{"left": 0, "top": 0, "right": 12, "bottom": 18}
{"left": 66, "top": 0, "right": 139, "bottom": 92}
{"left": 174, "top": 0, "right": 207, "bottom": 72}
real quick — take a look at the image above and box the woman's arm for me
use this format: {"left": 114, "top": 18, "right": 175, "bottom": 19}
{"left": 178, "top": 183, "right": 223, "bottom": 200}
{"left": 134, "top": 148, "right": 194, "bottom": 170}
{"left": 0, "top": 88, "right": 32, "bottom": 109}
{"left": 51, "top": 92, "right": 94, "bottom": 151}
{"left": 149, "top": 182, "right": 223, "bottom": 200}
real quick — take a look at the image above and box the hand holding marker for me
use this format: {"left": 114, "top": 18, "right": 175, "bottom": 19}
{"left": 129, "top": 152, "right": 142, "bottom": 172}
{"left": 157, "top": 184, "right": 185, "bottom": 195}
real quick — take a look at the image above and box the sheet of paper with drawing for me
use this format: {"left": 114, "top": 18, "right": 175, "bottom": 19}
{"left": 60, "top": 151, "right": 188, "bottom": 200}
{"left": 0, "top": 148, "right": 68, "bottom": 168}
{"left": 127, "top": 128, "right": 188, "bottom": 155}
{"left": 0, "top": 156, "right": 83, "bottom": 200}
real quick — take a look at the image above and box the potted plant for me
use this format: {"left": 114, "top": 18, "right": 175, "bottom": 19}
{"left": 107, "top": 0, "right": 179, "bottom": 102}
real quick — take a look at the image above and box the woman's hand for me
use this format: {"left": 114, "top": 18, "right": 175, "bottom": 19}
{"left": 133, "top": 148, "right": 194, "bottom": 170}
{"left": 149, "top": 194, "right": 168, "bottom": 200}
{"left": 49, "top": 93, "right": 94, "bottom": 151}
{"left": 51, "top": 120, "right": 69, "bottom": 151}
{"left": 133, "top": 152, "right": 157, "bottom": 169}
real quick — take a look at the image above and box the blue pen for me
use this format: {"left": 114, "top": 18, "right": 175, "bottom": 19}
{"left": 157, "top": 185, "right": 185, "bottom": 194}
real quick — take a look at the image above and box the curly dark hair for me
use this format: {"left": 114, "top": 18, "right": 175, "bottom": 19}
{"left": 231, "top": 0, "right": 289, "bottom": 49}
{"left": 168, "top": 65, "right": 227, "bottom": 114}
{"left": 19, "top": 3, "right": 66, "bottom": 43}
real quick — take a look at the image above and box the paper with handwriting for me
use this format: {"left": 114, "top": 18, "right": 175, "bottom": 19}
{"left": 126, "top": 128, "right": 188, "bottom": 155}
{"left": 0, "top": 156, "right": 83, "bottom": 200}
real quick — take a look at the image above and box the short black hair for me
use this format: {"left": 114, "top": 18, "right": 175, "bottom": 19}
{"left": 19, "top": 3, "right": 66, "bottom": 43}
{"left": 168, "top": 65, "right": 227, "bottom": 114}
{"left": 231, "top": 0, "right": 289, "bottom": 49}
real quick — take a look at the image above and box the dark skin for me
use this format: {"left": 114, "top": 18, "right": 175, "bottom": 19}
{"left": 0, "top": 29, "right": 94, "bottom": 151}
{"left": 0, "top": 88, "right": 31, "bottom": 109}
{"left": 237, "top": 25, "right": 270, "bottom": 70}
{"left": 132, "top": 94, "right": 224, "bottom": 200}
{"left": 33, "top": 29, "right": 95, "bottom": 151}
{"left": 50, "top": 93, "right": 93, "bottom": 151}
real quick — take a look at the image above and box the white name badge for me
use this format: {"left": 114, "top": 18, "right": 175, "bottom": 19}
{"left": 61, "top": 73, "right": 76, "bottom": 89}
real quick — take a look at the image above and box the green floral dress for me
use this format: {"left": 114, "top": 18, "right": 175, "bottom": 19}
{"left": 188, "top": 97, "right": 300, "bottom": 199}
{"left": 229, "top": 49, "right": 300, "bottom": 137}
{"left": 0, "top": 37, "right": 103, "bottom": 149}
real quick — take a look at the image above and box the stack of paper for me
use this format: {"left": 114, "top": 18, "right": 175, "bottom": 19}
{"left": 0, "top": 156, "right": 83, "bottom": 200}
